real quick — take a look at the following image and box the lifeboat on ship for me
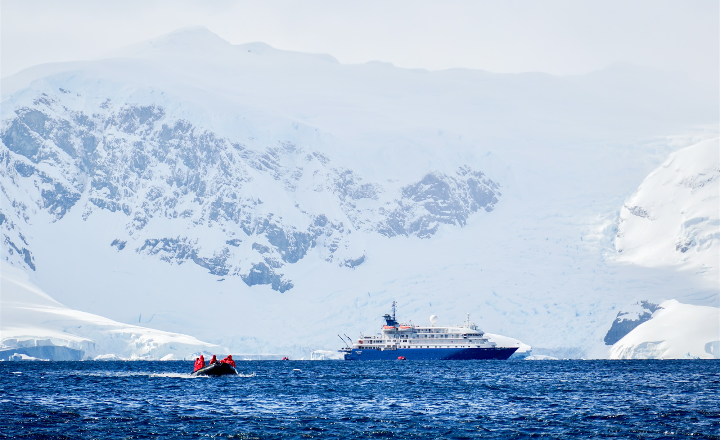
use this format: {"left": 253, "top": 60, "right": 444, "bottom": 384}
{"left": 382, "top": 325, "right": 396, "bottom": 330}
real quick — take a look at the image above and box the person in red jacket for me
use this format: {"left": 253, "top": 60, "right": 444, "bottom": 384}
{"left": 193, "top": 357, "right": 201, "bottom": 372}
{"left": 209, "top": 355, "right": 217, "bottom": 365}
{"left": 220, "top": 354, "right": 236, "bottom": 368}
{"left": 197, "top": 354, "right": 206, "bottom": 370}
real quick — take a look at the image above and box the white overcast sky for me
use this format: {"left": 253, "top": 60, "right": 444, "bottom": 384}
{"left": 2, "top": 0, "right": 718, "bottom": 88}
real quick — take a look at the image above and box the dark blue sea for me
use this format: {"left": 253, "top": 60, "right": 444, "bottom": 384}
{"left": 1, "top": 360, "right": 718, "bottom": 439}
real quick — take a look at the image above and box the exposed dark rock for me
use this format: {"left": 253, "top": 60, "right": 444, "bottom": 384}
{"left": 312, "top": 151, "right": 330, "bottom": 165}
{"left": 256, "top": 219, "right": 317, "bottom": 264}
{"left": 111, "top": 239, "right": 127, "bottom": 251}
{"left": 90, "top": 198, "right": 131, "bottom": 215}
{"left": 333, "top": 169, "right": 379, "bottom": 201}
{"left": 137, "top": 237, "right": 230, "bottom": 276}
{"left": 139, "top": 237, "right": 197, "bottom": 262}
{"left": 343, "top": 255, "right": 365, "bottom": 269}
{"left": 263, "top": 256, "right": 283, "bottom": 269}
{"left": 40, "top": 183, "right": 81, "bottom": 219}
{"left": 604, "top": 301, "right": 662, "bottom": 345}
{"left": 1, "top": 95, "right": 503, "bottom": 289}
{"left": 377, "top": 168, "right": 500, "bottom": 238}
{"left": 626, "top": 205, "right": 650, "bottom": 219}
{"left": 114, "top": 105, "right": 165, "bottom": 134}
{"left": 13, "top": 162, "right": 36, "bottom": 178}
{"left": 1, "top": 109, "right": 46, "bottom": 160}
{"left": 192, "top": 248, "right": 230, "bottom": 276}
{"left": 241, "top": 262, "right": 293, "bottom": 292}
{"left": 4, "top": 236, "right": 35, "bottom": 270}
{"left": 252, "top": 243, "right": 271, "bottom": 254}
{"left": 675, "top": 238, "right": 694, "bottom": 253}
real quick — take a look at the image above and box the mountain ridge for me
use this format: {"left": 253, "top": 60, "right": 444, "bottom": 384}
{"left": 1, "top": 27, "right": 717, "bottom": 358}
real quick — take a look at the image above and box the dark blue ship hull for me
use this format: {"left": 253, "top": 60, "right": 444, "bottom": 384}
{"left": 344, "top": 346, "right": 517, "bottom": 361}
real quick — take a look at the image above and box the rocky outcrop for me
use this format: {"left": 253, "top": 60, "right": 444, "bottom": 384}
{"left": 604, "top": 301, "right": 662, "bottom": 345}
{"left": 1, "top": 93, "right": 502, "bottom": 290}
{"left": 0, "top": 212, "right": 35, "bottom": 271}
{"left": 377, "top": 167, "right": 500, "bottom": 238}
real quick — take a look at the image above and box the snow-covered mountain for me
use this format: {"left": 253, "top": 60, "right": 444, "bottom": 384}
{"left": 1, "top": 27, "right": 717, "bottom": 358}
{"left": 0, "top": 91, "right": 500, "bottom": 291}
{"left": 615, "top": 139, "right": 719, "bottom": 287}
{"left": 609, "top": 300, "right": 719, "bottom": 359}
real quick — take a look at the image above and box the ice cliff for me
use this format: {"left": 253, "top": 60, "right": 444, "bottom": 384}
{"left": 610, "top": 300, "right": 720, "bottom": 359}
{"left": 0, "top": 262, "right": 221, "bottom": 360}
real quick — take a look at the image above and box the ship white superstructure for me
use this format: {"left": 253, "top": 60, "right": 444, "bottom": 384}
{"left": 341, "top": 302, "right": 518, "bottom": 360}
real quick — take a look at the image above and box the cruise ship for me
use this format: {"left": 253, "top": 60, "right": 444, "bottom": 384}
{"left": 339, "top": 302, "right": 518, "bottom": 361}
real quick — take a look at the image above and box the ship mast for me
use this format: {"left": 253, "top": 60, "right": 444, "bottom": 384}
{"left": 383, "top": 301, "right": 399, "bottom": 327}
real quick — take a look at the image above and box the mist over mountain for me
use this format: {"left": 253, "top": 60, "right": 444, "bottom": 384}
{"left": 1, "top": 27, "right": 717, "bottom": 358}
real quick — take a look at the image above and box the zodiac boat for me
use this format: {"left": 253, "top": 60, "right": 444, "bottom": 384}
{"left": 192, "top": 362, "right": 237, "bottom": 376}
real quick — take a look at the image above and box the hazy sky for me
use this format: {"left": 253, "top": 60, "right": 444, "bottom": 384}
{"left": 2, "top": 0, "right": 718, "bottom": 88}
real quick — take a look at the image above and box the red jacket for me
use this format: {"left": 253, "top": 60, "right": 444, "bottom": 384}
{"left": 196, "top": 355, "right": 205, "bottom": 371}
{"left": 220, "top": 355, "right": 236, "bottom": 368}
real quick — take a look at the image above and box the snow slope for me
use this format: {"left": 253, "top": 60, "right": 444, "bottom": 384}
{"left": 609, "top": 300, "right": 720, "bottom": 359}
{"left": 615, "top": 139, "right": 719, "bottom": 288}
{"left": 0, "top": 27, "right": 717, "bottom": 358}
{"left": 0, "top": 262, "right": 222, "bottom": 359}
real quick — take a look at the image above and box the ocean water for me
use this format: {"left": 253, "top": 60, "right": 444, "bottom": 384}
{"left": 0, "top": 360, "right": 717, "bottom": 439}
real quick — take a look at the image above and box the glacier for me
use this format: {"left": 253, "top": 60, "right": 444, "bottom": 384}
{"left": 1, "top": 26, "right": 718, "bottom": 359}
{"left": 0, "top": 262, "right": 220, "bottom": 360}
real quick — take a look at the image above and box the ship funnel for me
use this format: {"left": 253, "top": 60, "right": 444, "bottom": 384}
{"left": 429, "top": 315, "right": 438, "bottom": 327}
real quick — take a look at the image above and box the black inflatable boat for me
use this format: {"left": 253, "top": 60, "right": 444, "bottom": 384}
{"left": 192, "top": 362, "right": 237, "bottom": 377}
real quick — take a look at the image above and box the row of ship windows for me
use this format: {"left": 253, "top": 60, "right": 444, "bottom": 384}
{"left": 359, "top": 346, "right": 473, "bottom": 350}
{"left": 364, "top": 339, "right": 480, "bottom": 343}
{"left": 368, "top": 334, "right": 469, "bottom": 339}
{"left": 362, "top": 342, "right": 481, "bottom": 346}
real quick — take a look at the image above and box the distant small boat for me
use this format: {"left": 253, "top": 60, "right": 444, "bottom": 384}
{"left": 192, "top": 362, "right": 237, "bottom": 377}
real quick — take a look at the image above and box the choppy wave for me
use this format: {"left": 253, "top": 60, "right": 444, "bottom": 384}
{"left": 0, "top": 360, "right": 718, "bottom": 439}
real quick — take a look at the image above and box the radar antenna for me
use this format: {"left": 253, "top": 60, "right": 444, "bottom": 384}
{"left": 383, "top": 301, "right": 399, "bottom": 326}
